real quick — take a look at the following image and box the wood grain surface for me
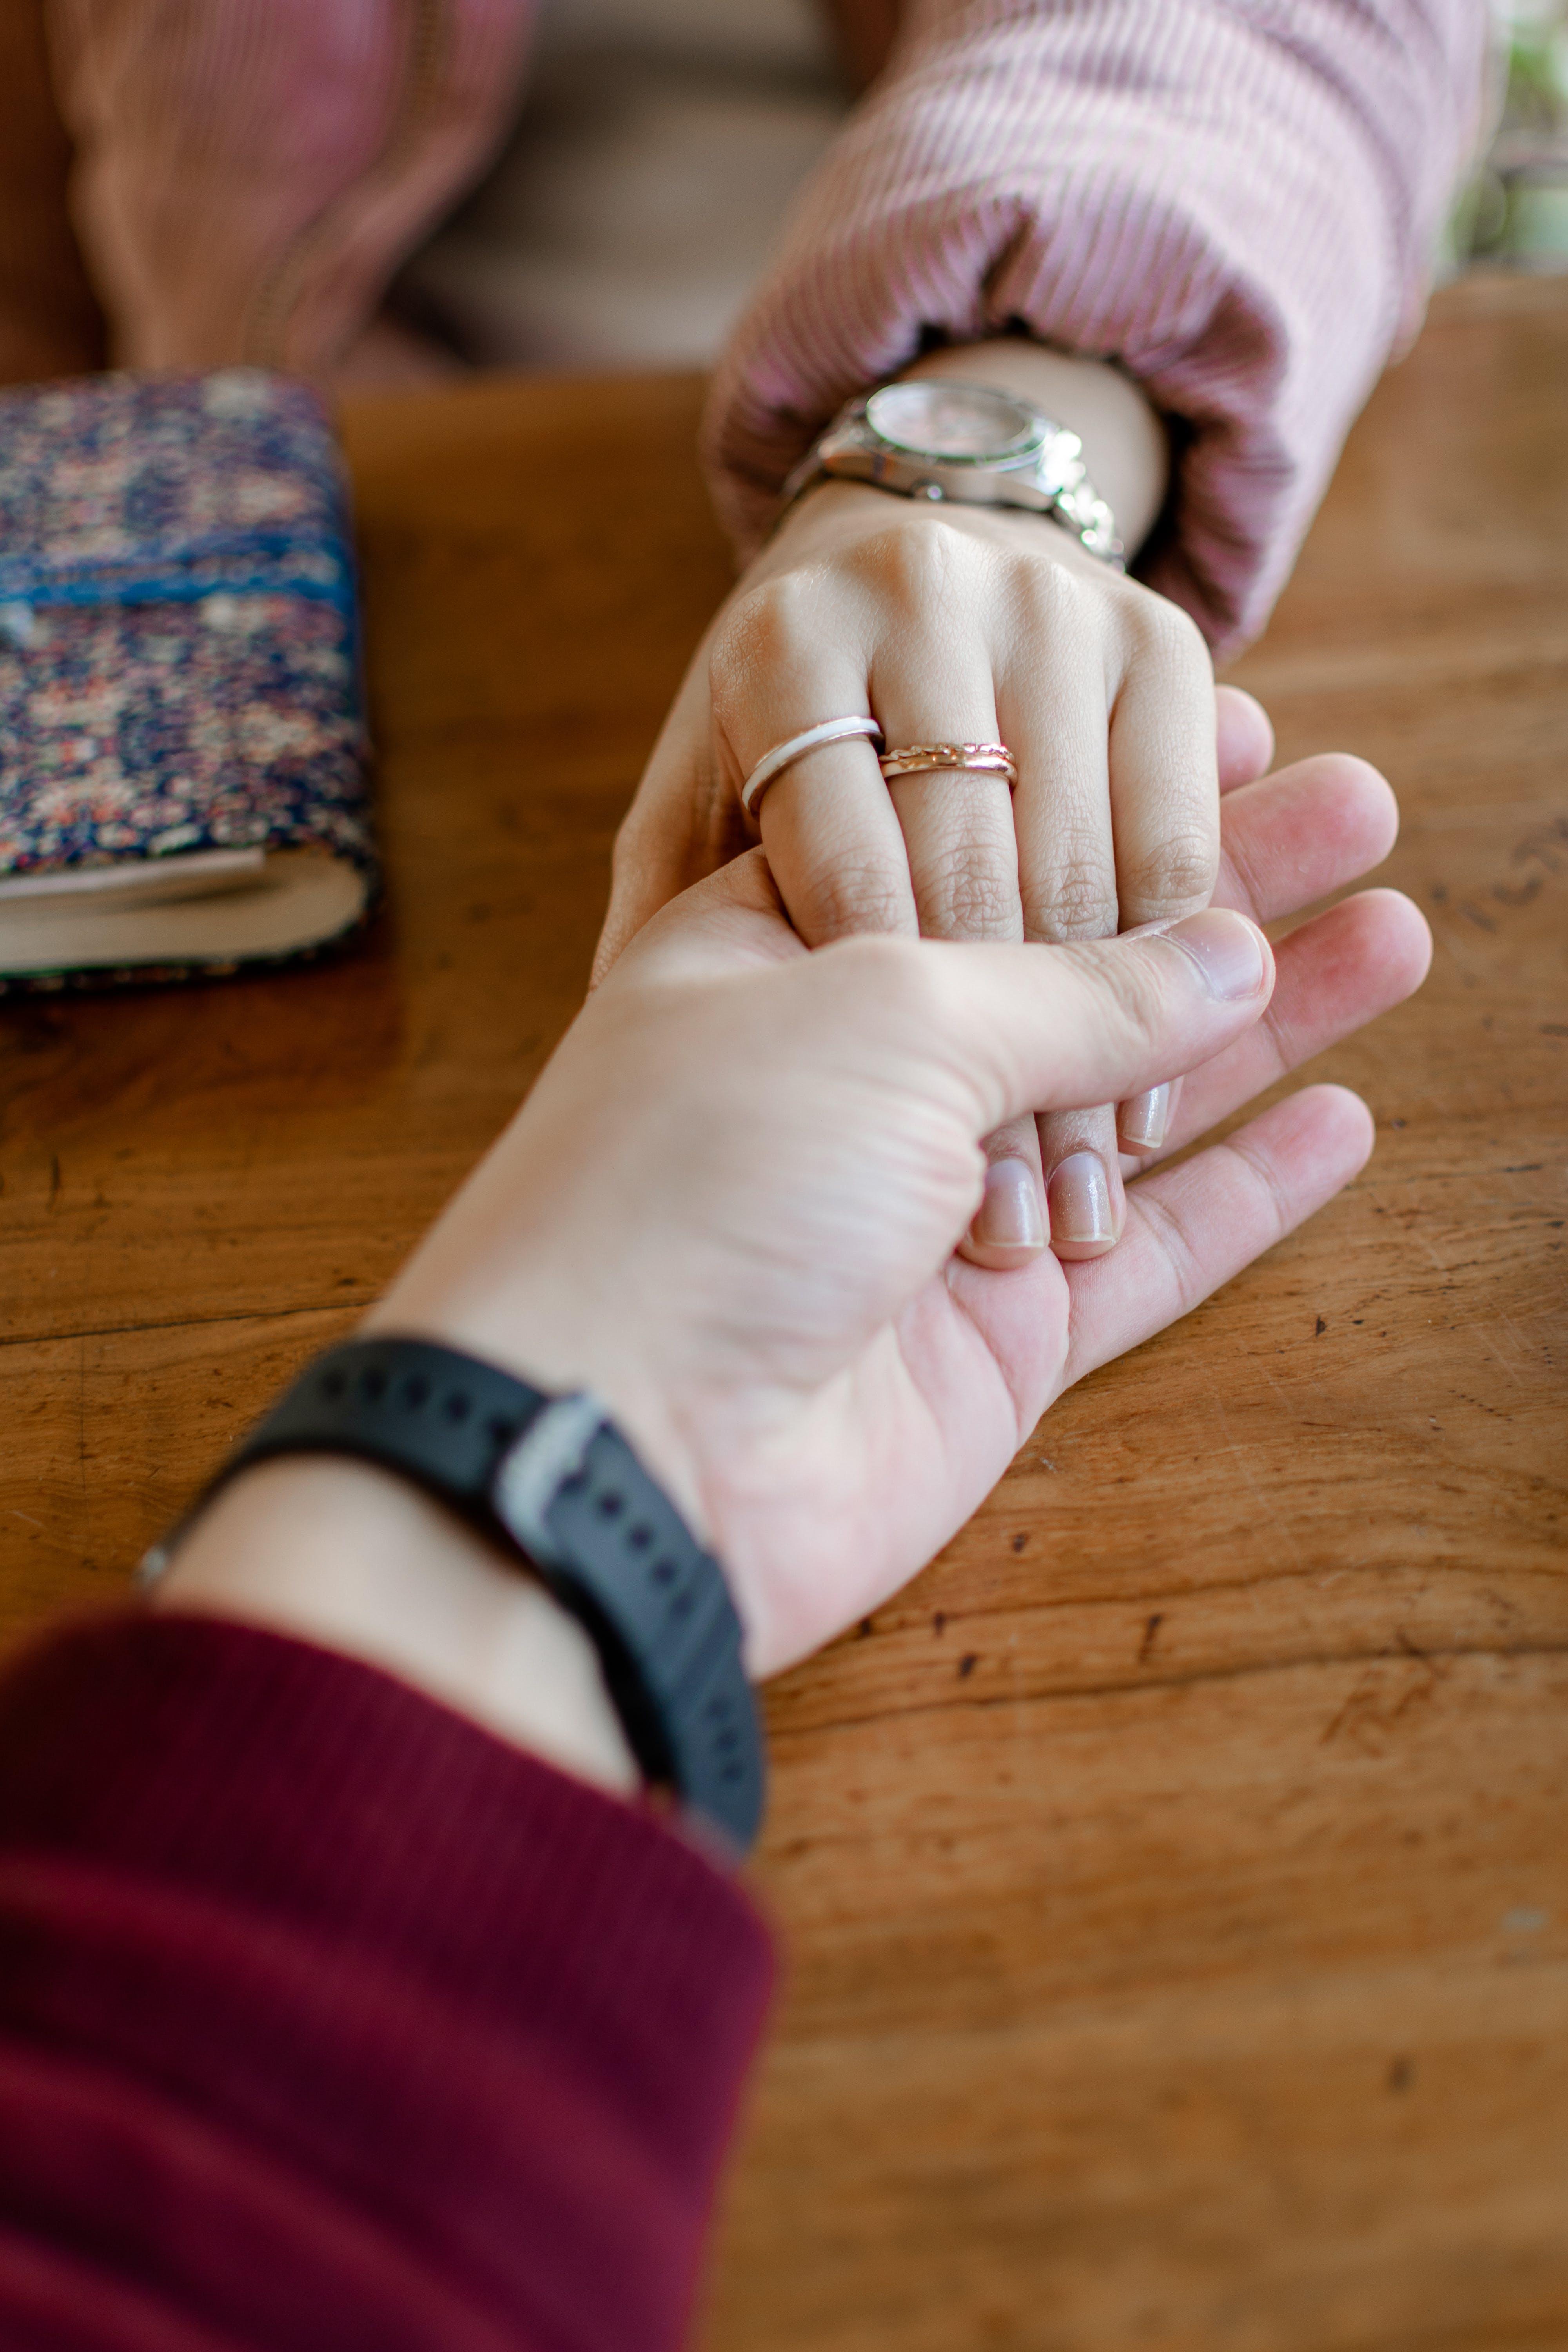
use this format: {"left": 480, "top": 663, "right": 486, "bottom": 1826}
{"left": 2, "top": 276, "right": 1565, "bottom": 2350}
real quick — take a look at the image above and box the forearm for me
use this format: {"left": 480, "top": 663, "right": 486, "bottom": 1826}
{"left": 2, "top": 1271, "right": 781, "bottom": 2347}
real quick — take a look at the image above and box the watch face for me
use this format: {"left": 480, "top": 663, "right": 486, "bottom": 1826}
{"left": 864, "top": 380, "right": 1040, "bottom": 465}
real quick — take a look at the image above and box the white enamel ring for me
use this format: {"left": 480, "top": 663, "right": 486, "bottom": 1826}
{"left": 739, "top": 715, "right": 885, "bottom": 817}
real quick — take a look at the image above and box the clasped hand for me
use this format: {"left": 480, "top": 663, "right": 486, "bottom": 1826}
{"left": 380, "top": 730, "right": 1428, "bottom": 1680}
{"left": 597, "top": 341, "right": 1226, "bottom": 1266}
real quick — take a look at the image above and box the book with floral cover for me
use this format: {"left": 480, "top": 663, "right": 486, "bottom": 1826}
{"left": 0, "top": 370, "right": 374, "bottom": 989}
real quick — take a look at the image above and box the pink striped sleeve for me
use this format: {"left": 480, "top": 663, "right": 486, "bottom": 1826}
{"left": 703, "top": 0, "right": 1490, "bottom": 659}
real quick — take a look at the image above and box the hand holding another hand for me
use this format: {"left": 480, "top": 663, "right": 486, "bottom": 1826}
{"left": 163, "top": 734, "right": 1426, "bottom": 1808}
{"left": 597, "top": 339, "right": 1234, "bottom": 1264}
{"left": 384, "top": 744, "right": 1428, "bottom": 1679}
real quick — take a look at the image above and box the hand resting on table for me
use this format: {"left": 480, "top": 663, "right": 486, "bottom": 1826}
{"left": 164, "top": 732, "right": 1427, "bottom": 1791}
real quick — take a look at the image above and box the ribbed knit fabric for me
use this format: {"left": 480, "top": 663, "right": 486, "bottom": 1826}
{"left": 0, "top": 1613, "right": 773, "bottom": 2351}
{"left": 702, "top": 0, "right": 1492, "bottom": 657}
{"left": 30, "top": 0, "right": 1489, "bottom": 648}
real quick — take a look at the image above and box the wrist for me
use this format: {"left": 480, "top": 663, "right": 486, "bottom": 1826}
{"left": 899, "top": 340, "right": 1168, "bottom": 557}
{"left": 773, "top": 339, "right": 1167, "bottom": 567}
{"left": 154, "top": 1454, "right": 642, "bottom": 1798}
{"left": 764, "top": 470, "right": 1107, "bottom": 581}
{"left": 361, "top": 1132, "right": 714, "bottom": 1555}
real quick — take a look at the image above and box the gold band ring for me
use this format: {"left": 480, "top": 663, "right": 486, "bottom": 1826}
{"left": 878, "top": 741, "right": 1018, "bottom": 788}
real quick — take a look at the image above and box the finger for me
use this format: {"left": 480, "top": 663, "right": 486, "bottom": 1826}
{"left": 1006, "top": 577, "right": 1118, "bottom": 950}
{"left": 1215, "top": 753, "right": 1398, "bottom": 925}
{"left": 1121, "top": 889, "right": 1432, "bottom": 1169}
{"left": 1111, "top": 748, "right": 1396, "bottom": 1145}
{"left": 1000, "top": 585, "right": 1125, "bottom": 1256}
{"left": 868, "top": 577, "right": 1040, "bottom": 1259}
{"left": 1033, "top": 1125, "right": 1119, "bottom": 1259}
{"left": 886, "top": 904, "right": 1276, "bottom": 1137}
{"left": 1107, "top": 602, "right": 1220, "bottom": 930}
{"left": 757, "top": 737, "right": 920, "bottom": 942}
{"left": 873, "top": 627, "right": 1022, "bottom": 946}
{"left": 1104, "top": 603, "right": 1219, "bottom": 1196}
{"left": 957, "top": 1114, "right": 1047, "bottom": 1269}
{"left": 1060, "top": 1085, "right": 1376, "bottom": 1389}
{"left": 1115, "top": 806, "right": 1406, "bottom": 1160}
{"left": 708, "top": 580, "right": 918, "bottom": 945}
{"left": 597, "top": 801, "right": 700, "bottom": 985}
{"left": 1215, "top": 684, "right": 1275, "bottom": 792}
{"left": 877, "top": 646, "right": 1047, "bottom": 1264}
{"left": 1117, "top": 1074, "right": 1181, "bottom": 1156}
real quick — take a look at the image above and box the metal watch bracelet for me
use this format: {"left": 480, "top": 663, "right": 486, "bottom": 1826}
{"left": 778, "top": 379, "right": 1124, "bottom": 567}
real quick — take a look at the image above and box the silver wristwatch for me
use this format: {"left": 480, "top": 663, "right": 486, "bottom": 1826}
{"left": 779, "top": 377, "right": 1123, "bottom": 566}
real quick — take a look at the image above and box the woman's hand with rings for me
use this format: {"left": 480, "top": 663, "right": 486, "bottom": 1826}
{"left": 595, "top": 342, "right": 1218, "bottom": 1268}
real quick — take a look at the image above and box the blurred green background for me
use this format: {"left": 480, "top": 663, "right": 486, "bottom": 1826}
{"left": 1448, "top": 0, "right": 1568, "bottom": 269}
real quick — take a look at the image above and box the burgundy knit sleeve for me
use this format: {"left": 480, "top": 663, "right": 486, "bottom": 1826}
{"left": 0, "top": 1612, "right": 773, "bottom": 2352}
{"left": 704, "top": 0, "right": 1490, "bottom": 658}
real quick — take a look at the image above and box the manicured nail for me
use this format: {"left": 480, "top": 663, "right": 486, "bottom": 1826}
{"left": 969, "top": 1158, "right": 1046, "bottom": 1259}
{"left": 1119, "top": 1082, "right": 1171, "bottom": 1153}
{"left": 1162, "top": 908, "right": 1267, "bottom": 1001}
{"left": 1047, "top": 1152, "right": 1115, "bottom": 1256}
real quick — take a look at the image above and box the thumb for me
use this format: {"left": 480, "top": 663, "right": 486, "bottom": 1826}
{"left": 916, "top": 909, "right": 1275, "bottom": 1130}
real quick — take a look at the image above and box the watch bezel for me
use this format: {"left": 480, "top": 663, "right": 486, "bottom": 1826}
{"left": 862, "top": 379, "right": 1045, "bottom": 470}
{"left": 779, "top": 379, "right": 1124, "bottom": 569}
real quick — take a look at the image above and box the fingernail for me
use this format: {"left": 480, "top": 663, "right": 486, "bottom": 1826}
{"left": 1047, "top": 1152, "right": 1115, "bottom": 1253}
{"left": 1118, "top": 1082, "right": 1171, "bottom": 1153}
{"left": 1162, "top": 908, "right": 1267, "bottom": 1001}
{"left": 970, "top": 1158, "right": 1046, "bottom": 1256}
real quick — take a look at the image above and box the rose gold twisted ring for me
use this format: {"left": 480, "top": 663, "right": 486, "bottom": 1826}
{"left": 877, "top": 741, "right": 1018, "bottom": 787}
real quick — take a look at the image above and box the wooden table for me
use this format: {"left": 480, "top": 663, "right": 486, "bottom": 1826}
{"left": 3, "top": 273, "right": 1565, "bottom": 2350}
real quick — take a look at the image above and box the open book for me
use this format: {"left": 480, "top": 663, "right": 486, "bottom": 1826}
{"left": 0, "top": 371, "right": 374, "bottom": 989}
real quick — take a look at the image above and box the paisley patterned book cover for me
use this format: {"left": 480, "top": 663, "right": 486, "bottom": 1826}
{"left": 0, "top": 370, "right": 374, "bottom": 990}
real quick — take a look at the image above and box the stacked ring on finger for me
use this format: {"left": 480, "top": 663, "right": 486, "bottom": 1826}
{"left": 739, "top": 715, "right": 885, "bottom": 816}
{"left": 740, "top": 722, "right": 1018, "bottom": 817}
{"left": 878, "top": 742, "right": 1018, "bottom": 788}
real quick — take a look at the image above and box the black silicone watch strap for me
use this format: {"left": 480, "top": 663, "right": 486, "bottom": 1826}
{"left": 171, "top": 1336, "right": 764, "bottom": 1851}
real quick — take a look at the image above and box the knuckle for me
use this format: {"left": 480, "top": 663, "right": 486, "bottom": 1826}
{"left": 1121, "top": 824, "right": 1220, "bottom": 917}
{"left": 919, "top": 842, "right": 1022, "bottom": 940}
{"left": 801, "top": 859, "right": 913, "bottom": 941}
{"left": 1024, "top": 849, "right": 1119, "bottom": 942}
{"left": 851, "top": 515, "right": 984, "bottom": 618}
{"left": 708, "top": 576, "right": 817, "bottom": 715}
{"left": 1137, "top": 592, "right": 1211, "bottom": 680}
{"left": 1012, "top": 552, "right": 1093, "bottom": 637}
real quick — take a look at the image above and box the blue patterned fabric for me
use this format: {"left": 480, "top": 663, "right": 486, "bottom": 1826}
{"left": 0, "top": 371, "right": 373, "bottom": 982}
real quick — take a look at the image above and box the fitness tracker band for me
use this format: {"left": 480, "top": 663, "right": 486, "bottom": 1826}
{"left": 142, "top": 1336, "right": 765, "bottom": 1852}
